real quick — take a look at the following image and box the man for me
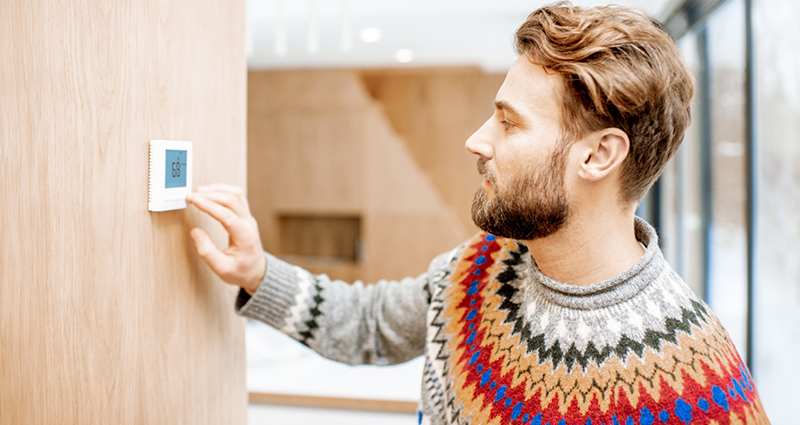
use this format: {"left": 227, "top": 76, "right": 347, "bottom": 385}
{"left": 187, "top": 3, "right": 769, "bottom": 424}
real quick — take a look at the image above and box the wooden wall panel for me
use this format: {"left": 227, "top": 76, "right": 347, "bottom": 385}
{"left": 0, "top": 1, "right": 247, "bottom": 424}
{"left": 360, "top": 69, "right": 506, "bottom": 234}
{"left": 248, "top": 68, "right": 499, "bottom": 283}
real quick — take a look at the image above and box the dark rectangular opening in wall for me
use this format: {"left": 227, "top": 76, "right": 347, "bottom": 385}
{"left": 278, "top": 214, "right": 361, "bottom": 263}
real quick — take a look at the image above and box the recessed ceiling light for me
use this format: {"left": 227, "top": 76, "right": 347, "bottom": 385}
{"left": 394, "top": 49, "right": 414, "bottom": 63}
{"left": 359, "top": 27, "right": 382, "bottom": 43}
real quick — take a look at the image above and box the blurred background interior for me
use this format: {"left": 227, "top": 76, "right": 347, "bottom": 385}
{"left": 241, "top": 0, "right": 798, "bottom": 423}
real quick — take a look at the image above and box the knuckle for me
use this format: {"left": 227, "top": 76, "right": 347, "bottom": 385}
{"left": 221, "top": 194, "right": 236, "bottom": 208}
{"left": 196, "top": 242, "right": 212, "bottom": 257}
{"left": 220, "top": 211, "right": 238, "bottom": 226}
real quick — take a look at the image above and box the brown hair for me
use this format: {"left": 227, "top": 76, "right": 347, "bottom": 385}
{"left": 515, "top": 1, "right": 695, "bottom": 203}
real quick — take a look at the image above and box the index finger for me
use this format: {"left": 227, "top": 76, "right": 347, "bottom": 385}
{"left": 190, "top": 190, "right": 251, "bottom": 220}
{"left": 187, "top": 192, "right": 251, "bottom": 242}
{"left": 196, "top": 184, "right": 250, "bottom": 209}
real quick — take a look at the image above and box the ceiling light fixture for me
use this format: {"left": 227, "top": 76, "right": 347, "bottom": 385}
{"left": 359, "top": 27, "right": 382, "bottom": 43}
{"left": 394, "top": 49, "right": 414, "bottom": 63}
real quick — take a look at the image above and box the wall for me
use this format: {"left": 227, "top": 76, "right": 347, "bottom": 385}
{"left": 247, "top": 68, "right": 504, "bottom": 282}
{"left": 0, "top": 1, "right": 247, "bottom": 423}
{"left": 360, "top": 69, "right": 506, "bottom": 234}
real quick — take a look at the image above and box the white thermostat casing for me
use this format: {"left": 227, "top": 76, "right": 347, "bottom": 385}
{"left": 148, "top": 140, "right": 193, "bottom": 212}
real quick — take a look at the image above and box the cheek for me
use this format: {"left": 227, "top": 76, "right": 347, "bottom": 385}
{"left": 561, "top": 147, "right": 583, "bottom": 192}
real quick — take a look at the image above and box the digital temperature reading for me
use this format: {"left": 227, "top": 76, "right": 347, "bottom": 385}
{"left": 149, "top": 140, "right": 193, "bottom": 212}
{"left": 165, "top": 150, "right": 187, "bottom": 188}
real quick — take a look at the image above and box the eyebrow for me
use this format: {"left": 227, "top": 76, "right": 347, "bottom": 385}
{"left": 494, "top": 100, "right": 523, "bottom": 120}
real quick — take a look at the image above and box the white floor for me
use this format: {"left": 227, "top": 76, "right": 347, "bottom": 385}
{"left": 246, "top": 320, "right": 424, "bottom": 425}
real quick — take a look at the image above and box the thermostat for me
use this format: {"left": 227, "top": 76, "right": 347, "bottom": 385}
{"left": 148, "top": 140, "right": 193, "bottom": 212}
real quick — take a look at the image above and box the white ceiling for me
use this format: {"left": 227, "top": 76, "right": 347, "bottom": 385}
{"left": 247, "top": 0, "right": 673, "bottom": 72}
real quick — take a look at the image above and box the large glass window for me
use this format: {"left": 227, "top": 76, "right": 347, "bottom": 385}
{"left": 672, "top": 30, "right": 707, "bottom": 298}
{"left": 705, "top": 0, "right": 749, "bottom": 359}
{"left": 665, "top": 0, "right": 749, "bottom": 357}
{"left": 752, "top": 0, "right": 800, "bottom": 422}
{"left": 664, "top": 0, "right": 800, "bottom": 420}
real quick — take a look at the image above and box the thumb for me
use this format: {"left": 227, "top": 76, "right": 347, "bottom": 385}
{"left": 190, "top": 227, "right": 233, "bottom": 280}
{"left": 190, "top": 227, "right": 213, "bottom": 257}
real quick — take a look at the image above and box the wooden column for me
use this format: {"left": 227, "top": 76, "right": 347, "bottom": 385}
{"left": 0, "top": 1, "right": 247, "bottom": 423}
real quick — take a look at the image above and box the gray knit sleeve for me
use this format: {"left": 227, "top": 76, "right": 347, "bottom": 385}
{"left": 235, "top": 250, "right": 455, "bottom": 366}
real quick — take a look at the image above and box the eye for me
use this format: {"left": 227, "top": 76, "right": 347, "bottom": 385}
{"left": 500, "top": 119, "right": 514, "bottom": 131}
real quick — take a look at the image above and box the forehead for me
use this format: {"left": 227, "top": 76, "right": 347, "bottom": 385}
{"left": 495, "top": 56, "right": 562, "bottom": 123}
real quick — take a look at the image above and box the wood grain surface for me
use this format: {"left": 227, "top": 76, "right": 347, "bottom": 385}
{"left": 247, "top": 68, "right": 503, "bottom": 283}
{"left": 0, "top": 1, "right": 247, "bottom": 423}
{"left": 249, "top": 392, "right": 418, "bottom": 414}
{"left": 360, "top": 68, "right": 506, "bottom": 234}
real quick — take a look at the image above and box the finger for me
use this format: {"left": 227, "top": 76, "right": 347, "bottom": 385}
{"left": 191, "top": 190, "right": 251, "bottom": 219}
{"left": 188, "top": 193, "right": 250, "bottom": 241}
{"left": 190, "top": 228, "right": 234, "bottom": 277}
{"left": 196, "top": 184, "right": 250, "bottom": 210}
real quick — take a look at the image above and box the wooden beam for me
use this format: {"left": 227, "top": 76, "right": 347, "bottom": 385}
{"left": 248, "top": 392, "right": 418, "bottom": 414}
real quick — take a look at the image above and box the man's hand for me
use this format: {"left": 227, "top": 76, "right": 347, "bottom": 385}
{"left": 186, "top": 185, "right": 266, "bottom": 295}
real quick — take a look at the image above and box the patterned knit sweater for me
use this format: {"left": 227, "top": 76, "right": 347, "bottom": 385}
{"left": 236, "top": 218, "right": 769, "bottom": 424}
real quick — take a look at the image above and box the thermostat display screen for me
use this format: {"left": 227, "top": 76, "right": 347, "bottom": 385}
{"left": 149, "top": 140, "right": 192, "bottom": 212}
{"left": 165, "top": 149, "right": 188, "bottom": 188}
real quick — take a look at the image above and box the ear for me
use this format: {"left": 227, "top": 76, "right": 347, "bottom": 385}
{"left": 576, "top": 128, "right": 630, "bottom": 183}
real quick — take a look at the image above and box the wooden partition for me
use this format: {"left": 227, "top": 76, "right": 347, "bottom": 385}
{"left": 360, "top": 69, "right": 506, "bottom": 234}
{"left": 248, "top": 68, "right": 504, "bottom": 282}
{"left": 0, "top": 1, "right": 247, "bottom": 423}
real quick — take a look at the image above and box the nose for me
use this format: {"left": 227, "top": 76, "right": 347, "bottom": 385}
{"left": 465, "top": 120, "right": 494, "bottom": 160}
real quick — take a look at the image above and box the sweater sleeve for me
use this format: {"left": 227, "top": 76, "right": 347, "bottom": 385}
{"left": 234, "top": 249, "right": 459, "bottom": 366}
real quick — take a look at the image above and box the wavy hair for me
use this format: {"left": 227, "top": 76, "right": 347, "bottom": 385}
{"left": 515, "top": 1, "right": 695, "bottom": 203}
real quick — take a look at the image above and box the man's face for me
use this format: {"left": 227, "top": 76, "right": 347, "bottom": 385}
{"left": 466, "top": 56, "right": 571, "bottom": 240}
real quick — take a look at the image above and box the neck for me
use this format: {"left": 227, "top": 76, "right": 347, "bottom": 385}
{"left": 524, "top": 210, "right": 645, "bottom": 286}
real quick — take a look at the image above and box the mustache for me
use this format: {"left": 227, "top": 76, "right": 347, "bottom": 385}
{"left": 477, "top": 159, "right": 494, "bottom": 182}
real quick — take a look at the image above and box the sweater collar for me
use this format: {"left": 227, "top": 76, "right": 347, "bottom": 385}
{"left": 526, "top": 217, "right": 665, "bottom": 310}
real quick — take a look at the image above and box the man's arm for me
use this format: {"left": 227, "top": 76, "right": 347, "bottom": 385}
{"left": 237, "top": 252, "right": 431, "bottom": 365}
{"left": 186, "top": 185, "right": 445, "bottom": 365}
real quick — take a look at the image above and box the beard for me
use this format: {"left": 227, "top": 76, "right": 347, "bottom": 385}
{"left": 471, "top": 147, "right": 570, "bottom": 240}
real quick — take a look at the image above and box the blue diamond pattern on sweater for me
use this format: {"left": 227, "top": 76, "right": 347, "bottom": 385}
{"left": 734, "top": 379, "right": 748, "bottom": 401}
{"left": 480, "top": 370, "right": 491, "bottom": 386}
{"left": 493, "top": 385, "right": 506, "bottom": 402}
{"left": 640, "top": 407, "right": 654, "bottom": 425}
{"left": 675, "top": 398, "right": 692, "bottom": 423}
{"left": 511, "top": 402, "right": 523, "bottom": 421}
{"left": 712, "top": 385, "right": 729, "bottom": 411}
